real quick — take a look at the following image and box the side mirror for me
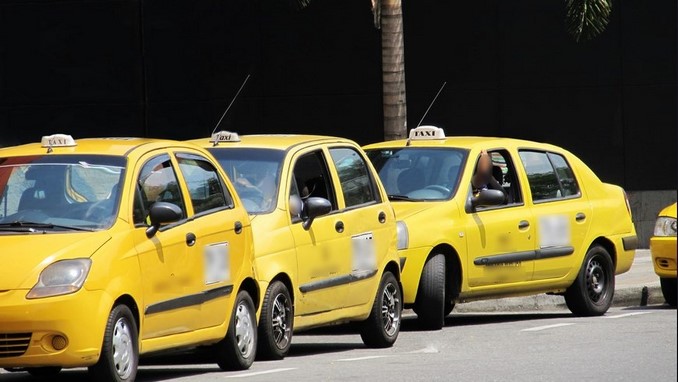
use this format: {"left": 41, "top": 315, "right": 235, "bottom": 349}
{"left": 302, "top": 197, "right": 332, "bottom": 230}
{"left": 471, "top": 189, "right": 506, "bottom": 209}
{"left": 146, "top": 202, "right": 183, "bottom": 238}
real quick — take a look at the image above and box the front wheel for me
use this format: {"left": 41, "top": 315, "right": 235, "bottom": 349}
{"left": 565, "top": 245, "right": 614, "bottom": 316}
{"left": 257, "top": 281, "right": 294, "bottom": 360}
{"left": 214, "top": 291, "right": 257, "bottom": 370}
{"left": 88, "top": 305, "right": 138, "bottom": 382}
{"left": 360, "top": 271, "right": 402, "bottom": 348}
{"left": 660, "top": 278, "right": 677, "bottom": 307}
{"left": 415, "top": 254, "right": 446, "bottom": 330}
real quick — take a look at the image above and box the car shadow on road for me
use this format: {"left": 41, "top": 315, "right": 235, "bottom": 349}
{"left": 621, "top": 303, "right": 676, "bottom": 311}
{"left": 0, "top": 367, "right": 217, "bottom": 382}
{"left": 400, "top": 311, "right": 574, "bottom": 332}
{"left": 286, "top": 341, "right": 364, "bottom": 358}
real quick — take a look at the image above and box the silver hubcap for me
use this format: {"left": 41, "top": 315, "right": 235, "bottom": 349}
{"left": 586, "top": 257, "right": 606, "bottom": 302}
{"left": 381, "top": 282, "right": 401, "bottom": 337}
{"left": 235, "top": 302, "right": 255, "bottom": 358}
{"left": 112, "top": 318, "right": 134, "bottom": 379}
{"left": 271, "top": 293, "right": 291, "bottom": 350}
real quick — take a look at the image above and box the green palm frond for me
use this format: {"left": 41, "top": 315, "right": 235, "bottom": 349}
{"left": 565, "top": 0, "right": 612, "bottom": 42}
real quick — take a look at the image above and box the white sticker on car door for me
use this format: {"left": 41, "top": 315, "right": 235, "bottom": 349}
{"left": 204, "top": 242, "right": 230, "bottom": 285}
{"left": 352, "top": 232, "right": 376, "bottom": 271}
{"left": 538, "top": 215, "right": 570, "bottom": 248}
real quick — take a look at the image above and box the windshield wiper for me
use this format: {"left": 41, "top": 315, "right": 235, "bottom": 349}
{"left": 0, "top": 221, "right": 93, "bottom": 232}
{"left": 387, "top": 194, "right": 411, "bottom": 201}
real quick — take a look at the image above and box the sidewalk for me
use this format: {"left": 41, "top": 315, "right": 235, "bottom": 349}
{"left": 453, "top": 249, "right": 665, "bottom": 313}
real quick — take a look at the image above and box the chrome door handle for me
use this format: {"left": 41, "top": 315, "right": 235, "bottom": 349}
{"left": 518, "top": 220, "right": 530, "bottom": 229}
{"left": 575, "top": 213, "right": 586, "bottom": 222}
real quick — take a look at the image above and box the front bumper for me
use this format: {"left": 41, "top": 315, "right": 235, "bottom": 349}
{"left": 650, "top": 236, "right": 677, "bottom": 279}
{"left": 0, "top": 288, "right": 112, "bottom": 368}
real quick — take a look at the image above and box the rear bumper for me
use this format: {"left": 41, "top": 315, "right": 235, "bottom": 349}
{"left": 614, "top": 234, "right": 637, "bottom": 275}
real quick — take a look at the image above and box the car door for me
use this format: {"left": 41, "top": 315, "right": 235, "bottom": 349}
{"left": 518, "top": 150, "right": 592, "bottom": 280}
{"left": 463, "top": 149, "right": 536, "bottom": 288}
{"left": 132, "top": 152, "right": 203, "bottom": 339}
{"left": 327, "top": 145, "right": 394, "bottom": 308}
{"left": 173, "top": 151, "right": 251, "bottom": 329}
{"left": 289, "top": 148, "right": 350, "bottom": 315}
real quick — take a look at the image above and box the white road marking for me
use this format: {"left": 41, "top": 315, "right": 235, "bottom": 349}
{"left": 604, "top": 311, "right": 653, "bottom": 319}
{"left": 337, "top": 355, "right": 389, "bottom": 362}
{"left": 224, "top": 368, "right": 297, "bottom": 378}
{"left": 521, "top": 323, "right": 575, "bottom": 332}
{"left": 408, "top": 345, "right": 439, "bottom": 354}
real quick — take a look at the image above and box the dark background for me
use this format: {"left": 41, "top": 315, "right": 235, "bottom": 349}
{"left": 0, "top": 0, "right": 675, "bottom": 191}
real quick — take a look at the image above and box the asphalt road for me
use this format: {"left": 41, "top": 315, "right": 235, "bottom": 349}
{"left": 2, "top": 305, "right": 675, "bottom": 382}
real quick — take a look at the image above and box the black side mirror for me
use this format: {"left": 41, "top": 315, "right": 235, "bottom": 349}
{"left": 146, "top": 202, "right": 183, "bottom": 238}
{"left": 302, "top": 197, "right": 332, "bottom": 230}
{"left": 471, "top": 189, "right": 506, "bottom": 209}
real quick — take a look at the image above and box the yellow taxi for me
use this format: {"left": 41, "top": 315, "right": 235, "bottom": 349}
{"left": 188, "top": 131, "right": 402, "bottom": 359}
{"left": 650, "top": 202, "right": 677, "bottom": 307}
{"left": 364, "top": 125, "right": 637, "bottom": 329}
{"left": 0, "top": 134, "right": 258, "bottom": 381}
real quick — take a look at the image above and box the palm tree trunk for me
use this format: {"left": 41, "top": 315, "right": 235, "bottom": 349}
{"left": 381, "top": 0, "right": 407, "bottom": 141}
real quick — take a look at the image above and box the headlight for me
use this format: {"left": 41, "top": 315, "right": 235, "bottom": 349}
{"left": 654, "top": 217, "right": 677, "bottom": 237}
{"left": 26, "top": 259, "right": 92, "bottom": 299}
{"left": 396, "top": 220, "right": 409, "bottom": 250}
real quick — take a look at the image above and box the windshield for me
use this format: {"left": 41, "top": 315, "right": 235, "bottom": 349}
{"left": 208, "top": 148, "right": 285, "bottom": 214}
{"left": 366, "top": 147, "right": 468, "bottom": 201}
{"left": 0, "top": 155, "right": 125, "bottom": 231}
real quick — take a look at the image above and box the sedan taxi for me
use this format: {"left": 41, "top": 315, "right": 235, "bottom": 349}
{"left": 650, "top": 202, "right": 677, "bottom": 307}
{"left": 0, "top": 134, "right": 258, "bottom": 381}
{"left": 188, "top": 131, "right": 402, "bottom": 360}
{"left": 364, "top": 125, "right": 637, "bottom": 329}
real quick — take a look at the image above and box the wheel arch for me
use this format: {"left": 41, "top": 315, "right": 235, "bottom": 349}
{"left": 428, "top": 243, "right": 462, "bottom": 302}
{"left": 113, "top": 294, "right": 141, "bottom": 334}
{"left": 238, "top": 277, "right": 261, "bottom": 311}
{"left": 269, "top": 272, "right": 295, "bottom": 304}
{"left": 589, "top": 236, "right": 617, "bottom": 268}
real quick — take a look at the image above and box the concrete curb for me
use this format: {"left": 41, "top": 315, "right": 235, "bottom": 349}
{"left": 451, "top": 283, "right": 665, "bottom": 313}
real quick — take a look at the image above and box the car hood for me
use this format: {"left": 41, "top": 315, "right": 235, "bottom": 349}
{"left": 391, "top": 200, "right": 446, "bottom": 221}
{"left": 0, "top": 231, "right": 111, "bottom": 290}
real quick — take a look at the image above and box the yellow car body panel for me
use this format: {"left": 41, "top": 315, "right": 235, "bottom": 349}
{"left": 188, "top": 134, "right": 400, "bottom": 331}
{"left": 650, "top": 202, "right": 677, "bottom": 279}
{"left": 364, "top": 129, "right": 636, "bottom": 306}
{"left": 0, "top": 136, "right": 256, "bottom": 368}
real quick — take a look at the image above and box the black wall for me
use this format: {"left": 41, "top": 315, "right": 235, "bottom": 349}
{"left": 0, "top": 0, "right": 675, "bottom": 191}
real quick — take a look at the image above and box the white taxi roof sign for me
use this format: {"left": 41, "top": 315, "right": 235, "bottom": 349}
{"left": 408, "top": 125, "right": 446, "bottom": 140}
{"left": 209, "top": 130, "right": 241, "bottom": 145}
{"left": 41, "top": 134, "right": 76, "bottom": 148}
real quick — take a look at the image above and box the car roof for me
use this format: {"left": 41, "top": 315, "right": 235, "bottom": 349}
{"left": 363, "top": 135, "right": 564, "bottom": 153}
{"left": 187, "top": 133, "right": 357, "bottom": 151}
{"left": 0, "top": 136, "right": 197, "bottom": 157}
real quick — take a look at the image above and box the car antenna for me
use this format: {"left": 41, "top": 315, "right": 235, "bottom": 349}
{"left": 210, "top": 74, "right": 251, "bottom": 139}
{"left": 407, "top": 81, "right": 447, "bottom": 146}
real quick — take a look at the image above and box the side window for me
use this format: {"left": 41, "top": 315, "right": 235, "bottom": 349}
{"left": 519, "top": 150, "right": 579, "bottom": 202}
{"left": 133, "top": 154, "right": 186, "bottom": 225}
{"left": 488, "top": 150, "right": 523, "bottom": 205}
{"left": 329, "top": 147, "right": 380, "bottom": 208}
{"left": 176, "top": 153, "right": 233, "bottom": 215}
{"left": 291, "top": 150, "right": 337, "bottom": 211}
{"left": 548, "top": 153, "right": 580, "bottom": 197}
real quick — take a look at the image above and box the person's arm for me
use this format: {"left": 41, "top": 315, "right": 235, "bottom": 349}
{"left": 472, "top": 150, "right": 491, "bottom": 189}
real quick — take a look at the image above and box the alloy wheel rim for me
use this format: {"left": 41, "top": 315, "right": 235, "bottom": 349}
{"left": 586, "top": 256, "right": 606, "bottom": 303}
{"left": 271, "top": 293, "right": 292, "bottom": 350}
{"left": 381, "top": 282, "right": 401, "bottom": 337}
{"left": 235, "top": 302, "right": 255, "bottom": 358}
{"left": 112, "top": 318, "right": 134, "bottom": 379}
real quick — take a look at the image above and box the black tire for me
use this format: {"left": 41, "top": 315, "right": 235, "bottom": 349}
{"left": 660, "top": 278, "right": 677, "bottom": 307}
{"left": 415, "top": 254, "right": 446, "bottom": 330}
{"left": 360, "top": 271, "right": 402, "bottom": 348}
{"left": 565, "top": 245, "right": 615, "bottom": 316}
{"left": 88, "top": 305, "right": 138, "bottom": 382}
{"left": 26, "top": 367, "right": 61, "bottom": 378}
{"left": 257, "top": 281, "right": 294, "bottom": 360}
{"left": 214, "top": 291, "right": 257, "bottom": 370}
{"left": 444, "top": 300, "right": 455, "bottom": 317}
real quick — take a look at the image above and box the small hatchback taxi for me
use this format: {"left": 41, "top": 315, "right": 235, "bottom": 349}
{"left": 0, "top": 134, "right": 258, "bottom": 381}
{"left": 650, "top": 202, "right": 677, "bottom": 307}
{"left": 364, "top": 126, "right": 637, "bottom": 329}
{"left": 188, "top": 131, "right": 402, "bottom": 359}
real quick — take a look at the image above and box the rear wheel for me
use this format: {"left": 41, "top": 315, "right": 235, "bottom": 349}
{"left": 660, "top": 278, "right": 677, "bottom": 307}
{"left": 88, "top": 305, "right": 138, "bottom": 382}
{"left": 415, "top": 254, "right": 446, "bottom": 329}
{"left": 257, "top": 281, "right": 293, "bottom": 360}
{"left": 565, "top": 245, "right": 614, "bottom": 316}
{"left": 214, "top": 291, "right": 257, "bottom": 370}
{"left": 360, "top": 271, "right": 402, "bottom": 348}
